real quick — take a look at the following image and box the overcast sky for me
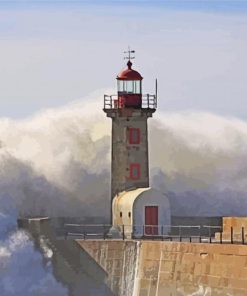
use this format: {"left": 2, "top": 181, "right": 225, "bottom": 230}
{"left": 0, "top": 1, "right": 247, "bottom": 118}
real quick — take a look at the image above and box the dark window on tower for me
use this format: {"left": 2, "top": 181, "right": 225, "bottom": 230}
{"left": 129, "top": 128, "right": 140, "bottom": 144}
{"left": 120, "top": 212, "right": 122, "bottom": 218}
{"left": 130, "top": 163, "right": 140, "bottom": 180}
{"left": 128, "top": 212, "right": 131, "bottom": 218}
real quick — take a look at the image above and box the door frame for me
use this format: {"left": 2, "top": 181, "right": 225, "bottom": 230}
{"left": 144, "top": 205, "right": 159, "bottom": 236}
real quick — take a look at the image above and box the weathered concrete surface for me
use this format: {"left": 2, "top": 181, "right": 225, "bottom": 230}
{"left": 136, "top": 241, "right": 247, "bottom": 296}
{"left": 77, "top": 241, "right": 139, "bottom": 296}
{"left": 78, "top": 240, "right": 247, "bottom": 296}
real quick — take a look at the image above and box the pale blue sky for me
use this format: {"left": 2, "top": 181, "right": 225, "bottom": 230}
{"left": 0, "top": 1, "right": 247, "bottom": 118}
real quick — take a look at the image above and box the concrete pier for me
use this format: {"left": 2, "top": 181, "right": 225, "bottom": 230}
{"left": 18, "top": 217, "right": 247, "bottom": 296}
{"left": 78, "top": 240, "right": 247, "bottom": 296}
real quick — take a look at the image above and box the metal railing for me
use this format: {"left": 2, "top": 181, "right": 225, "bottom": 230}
{"left": 103, "top": 94, "right": 157, "bottom": 110}
{"left": 63, "top": 223, "right": 247, "bottom": 245}
{"left": 142, "top": 94, "right": 157, "bottom": 109}
{"left": 64, "top": 224, "right": 112, "bottom": 240}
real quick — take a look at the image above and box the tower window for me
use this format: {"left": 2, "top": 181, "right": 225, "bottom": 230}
{"left": 129, "top": 128, "right": 140, "bottom": 144}
{"left": 120, "top": 212, "right": 122, "bottom": 218}
{"left": 128, "top": 212, "right": 131, "bottom": 218}
{"left": 130, "top": 163, "right": 140, "bottom": 180}
{"left": 117, "top": 80, "right": 141, "bottom": 94}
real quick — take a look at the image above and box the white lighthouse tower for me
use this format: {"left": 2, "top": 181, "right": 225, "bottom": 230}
{"left": 104, "top": 50, "right": 170, "bottom": 238}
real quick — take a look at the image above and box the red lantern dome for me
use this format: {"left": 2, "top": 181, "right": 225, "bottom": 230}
{"left": 117, "top": 61, "right": 143, "bottom": 81}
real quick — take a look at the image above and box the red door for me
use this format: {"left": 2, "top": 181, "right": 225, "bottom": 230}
{"left": 145, "top": 206, "right": 158, "bottom": 236}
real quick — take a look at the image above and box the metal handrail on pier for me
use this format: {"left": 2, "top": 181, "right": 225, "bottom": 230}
{"left": 61, "top": 223, "right": 247, "bottom": 245}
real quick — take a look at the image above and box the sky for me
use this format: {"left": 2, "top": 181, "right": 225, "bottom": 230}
{"left": 0, "top": 0, "right": 247, "bottom": 118}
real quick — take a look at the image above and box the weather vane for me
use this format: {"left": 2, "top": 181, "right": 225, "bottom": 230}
{"left": 124, "top": 46, "right": 135, "bottom": 60}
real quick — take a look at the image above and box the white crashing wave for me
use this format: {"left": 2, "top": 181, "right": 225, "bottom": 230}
{"left": 0, "top": 228, "right": 68, "bottom": 296}
{"left": 2, "top": 95, "right": 247, "bottom": 217}
{"left": 149, "top": 111, "right": 247, "bottom": 215}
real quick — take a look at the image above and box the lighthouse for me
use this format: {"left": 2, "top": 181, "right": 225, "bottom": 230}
{"left": 104, "top": 50, "right": 157, "bottom": 199}
{"left": 104, "top": 49, "right": 170, "bottom": 238}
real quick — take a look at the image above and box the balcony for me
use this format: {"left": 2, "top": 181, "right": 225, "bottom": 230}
{"left": 103, "top": 94, "right": 157, "bottom": 110}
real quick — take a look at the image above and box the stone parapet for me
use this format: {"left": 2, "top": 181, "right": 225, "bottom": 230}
{"left": 215, "top": 217, "right": 247, "bottom": 243}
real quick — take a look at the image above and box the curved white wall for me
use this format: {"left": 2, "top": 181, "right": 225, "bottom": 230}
{"left": 112, "top": 187, "right": 171, "bottom": 238}
{"left": 133, "top": 188, "right": 171, "bottom": 236}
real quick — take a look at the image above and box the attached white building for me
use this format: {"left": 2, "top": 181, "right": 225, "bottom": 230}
{"left": 112, "top": 187, "right": 170, "bottom": 238}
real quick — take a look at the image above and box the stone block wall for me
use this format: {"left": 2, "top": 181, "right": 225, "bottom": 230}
{"left": 215, "top": 217, "right": 247, "bottom": 242}
{"left": 136, "top": 241, "right": 247, "bottom": 296}
{"left": 78, "top": 240, "right": 247, "bottom": 296}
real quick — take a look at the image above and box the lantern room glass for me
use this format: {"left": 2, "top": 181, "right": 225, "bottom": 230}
{"left": 117, "top": 80, "right": 141, "bottom": 94}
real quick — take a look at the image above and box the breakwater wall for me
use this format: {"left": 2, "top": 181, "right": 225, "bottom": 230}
{"left": 78, "top": 240, "right": 247, "bottom": 296}
{"left": 77, "top": 241, "right": 139, "bottom": 296}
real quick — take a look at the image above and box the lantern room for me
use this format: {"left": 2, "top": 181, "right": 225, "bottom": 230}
{"left": 103, "top": 51, "right": 157, "bottom": 111}
{"left": 116, "top": 60, "right": 143, "bottom": 108}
